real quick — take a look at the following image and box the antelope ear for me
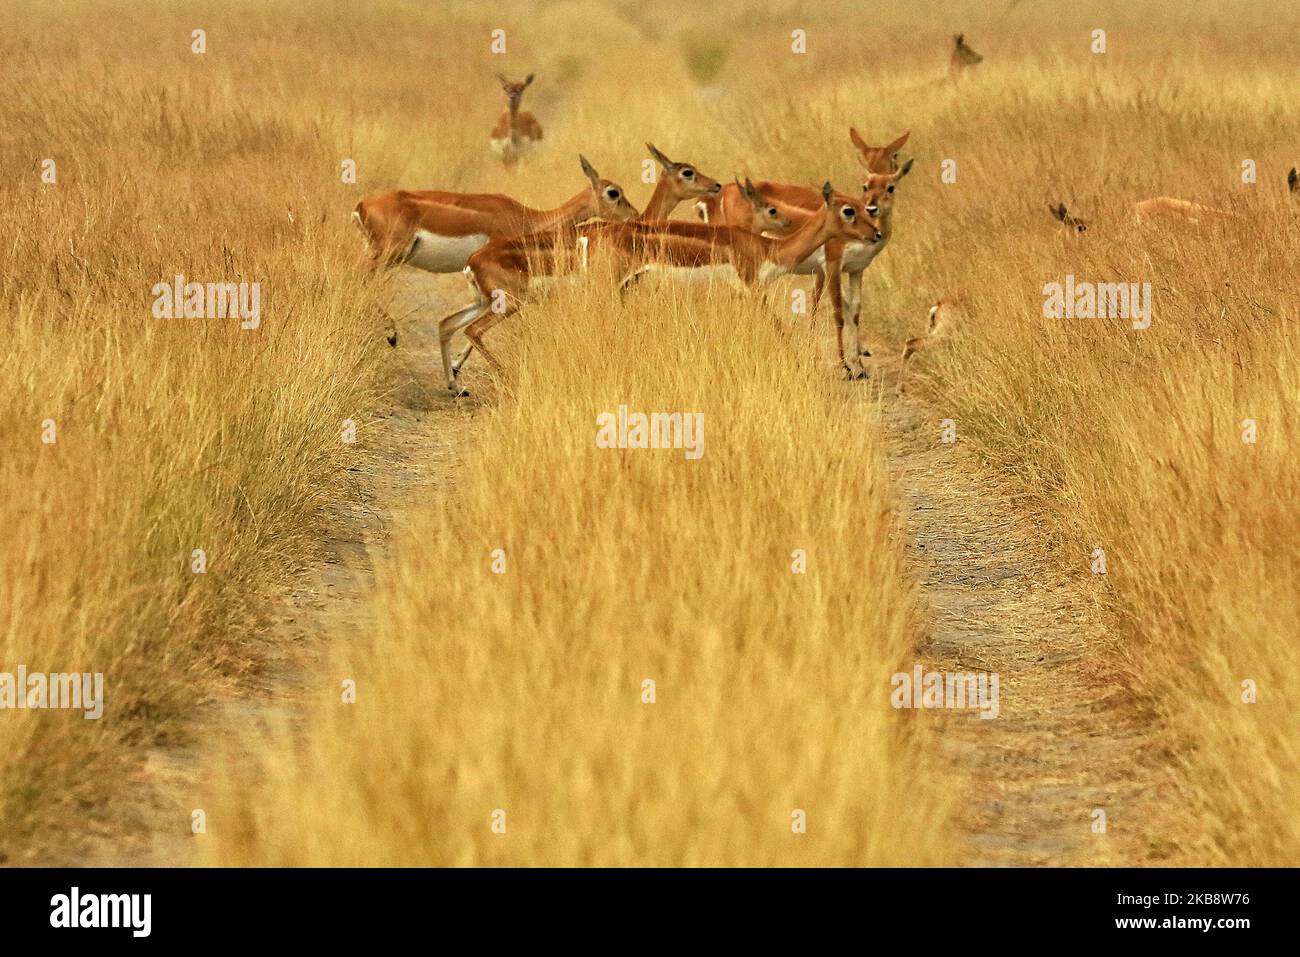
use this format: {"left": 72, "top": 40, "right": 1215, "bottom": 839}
{"left": 1050, "top": 202, "right": 1067, "bottom": 222}
{"left": 896, "top": 158, "right": 915, "bottom": 179}
{"left": 579, "top": 155, "right": 600, "bottom": 187}
{"left": 822, "top": 182, "right": 834, "bottom": 206}
{"left": 849, "top": 127, "right": 869, "bottom": 154}
{"left": 524, "top": 73, "right": 535, "bottom": 86}
{"left": 1289, "top": 168, "right": 1298, "bottom": 191}
{"left": 887, "top": 130, "right": 911, "bottom": 153}
{"left": 645, "top": 142, "right": 673, "bottom": 169}
{"left": 740, "top": 177, "right": 759, "bottom": 204}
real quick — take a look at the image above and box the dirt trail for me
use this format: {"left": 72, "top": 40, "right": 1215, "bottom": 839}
{"left": 877, "top": 361, "right": 1172, "bottom": 866}
{"left": 78, "top": 272, "right": 473, "bottom": 867}
{"left": 82, "top": 274, "right": 1169, "bottom": 866}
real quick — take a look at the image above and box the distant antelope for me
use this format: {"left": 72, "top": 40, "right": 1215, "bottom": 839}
{"left": 1289, "top": 167, "right": 1298, "bottom": 193}
{"left": 950, "top": 34, "right": 983, "bottom": 80}
{"left": 437, "top": 184, "right": 880, "bottom": 394}
{"left": 899, "top": 294, "right": 963, "bottom": 391}
{"left": 489, "top": 73, "right": 543, "bottom": 165}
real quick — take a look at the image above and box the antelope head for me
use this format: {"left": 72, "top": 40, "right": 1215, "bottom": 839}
{"left": 1050, "top": 202, "right": 1088, "bottom": 234}
{"left": 861, "top": 158, "right": 915, "bottom": 222}
{"left": 821, "top": 182, "right": 882, "bottom": 243}
{"left": 849, "top": 129, "right": 911, "bottom": 175}
{"left": 737, "top": 177, "right": 795, "bottom": 234}
{"left": 579, "top": 155, "right": 639, "bottom": 222}
{"left": 646, "top": 142, "right": 723, "bottom": 202}
{"left": 951, "top": 34, "right": 983, "bottom": 70}
{"left": 497, "top": 73, "right": 535, "bottom": 111}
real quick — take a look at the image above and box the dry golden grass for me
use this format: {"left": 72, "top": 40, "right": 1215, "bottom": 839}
{"left": 206, "top": 279, "right": 951, "bottom": 866}
{"left": 7, "top": 0, "right": 1298, "bottom": 866}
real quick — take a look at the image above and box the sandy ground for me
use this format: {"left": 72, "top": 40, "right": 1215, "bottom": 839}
{"left": 879, "top": 360, "right": 1174, "bottom": 865}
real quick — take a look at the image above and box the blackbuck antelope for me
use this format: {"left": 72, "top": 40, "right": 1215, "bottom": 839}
{"left": 1050, "top": 189, "right": 1258, "bottom": 232}
{"left": 950, "top": 34, "right": 983, "bottom": 80}
{"left": 436, "top": 183, "right": 880, "bottom": 394}
{"left": 353, "top": 156, "right": 635, "bottom": 344}
{"left": 489, "top": 74, "right": 543, "bottom": 165}
{"left": 695, "top": 130, "right": 909, "bottom": 226}
{"left": 353, "top": 155, "right": 637, "bottom": 273}
{"left": 1050, "top": 203, "right": 1089, "bottom": 233}
{"left": 695, "top": 130, "right": 913, "bottom": 379}
{"left": 421, "top": 143, "right": 719, "bottom": 378}
{"left": 640, "top": 143, "right": 723, "bottom": 220}
{"left": 899, "top": 294, "right": 963, "bottom": 391}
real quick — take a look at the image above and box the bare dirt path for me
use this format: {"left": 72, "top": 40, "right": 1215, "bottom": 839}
{"left": 79, "top": 272, "right": 475, "bottom": 867}
{"left": 877, "top": 360, "right": 1173, "bottom": 866}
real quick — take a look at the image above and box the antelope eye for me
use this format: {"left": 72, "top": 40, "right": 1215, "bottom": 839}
{"left": 681, "top": 168, "right": 694, "bottom": 178}
{"left": 887, "top": 184, "right": 895, "bottom": 193}
{"left": 841, "top": 206, "right": 856, "bottom": 220}
{"left": 605, "top": 188, "right": 621, "bottom": 201}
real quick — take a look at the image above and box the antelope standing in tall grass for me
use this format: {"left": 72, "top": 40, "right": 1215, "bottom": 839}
{"left": 353, "top": 156, "right": 637, "bottom": 343}
{"left": 949, "top": 34, "right": 983, "bottom": 80}
{"left": 489, "top": 74, "right": 543, "bottom": 165}
{"left": 437, "top": 183, "right": 880, "bottom": 394}
{"left": 697, "top": 130, "right": 914, "bottom": 378}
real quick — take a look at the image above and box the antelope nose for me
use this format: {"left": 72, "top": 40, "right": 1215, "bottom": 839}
{"left": 866, "top": 204, "right": 879, "bottom": 216}
{"left": 873, "top": 229, "right": 883, "bottom": 241}
{"left": 710, "top": 182, "right": 722, "bottom": 194}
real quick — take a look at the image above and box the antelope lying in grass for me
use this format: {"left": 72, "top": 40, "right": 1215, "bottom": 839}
{"left": 697, "top": 130, "right": 915, "bottom": 379}
{"left": 899, "top": 294, "right": 962, "bottom": 391}
{"left": 489, "top": 74, "right": 543, "bottom": 165}
{"left": 1046, "top": 169, "right": 1300, "bottom": 232}
{"left": 437, "top": 183, "right": 880, "bottom": 394}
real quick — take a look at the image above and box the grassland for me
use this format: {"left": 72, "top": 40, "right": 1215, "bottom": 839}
{"left": 3, "top": 0, "right": 1297, "bottom": 866}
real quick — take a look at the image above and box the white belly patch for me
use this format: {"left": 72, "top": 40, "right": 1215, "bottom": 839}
{"left": 405, "top": 231, "right": 488, "bottom": 273}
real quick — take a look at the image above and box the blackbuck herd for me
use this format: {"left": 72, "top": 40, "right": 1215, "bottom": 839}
{"left": 355, "top": 113, "right": 914, "bottom": 394}
{"left": 354, "top": 40, "right": 1296, "bottom": 397}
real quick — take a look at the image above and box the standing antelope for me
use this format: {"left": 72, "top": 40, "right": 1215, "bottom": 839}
{"left": 640, "top": 143, "right": 724, "bottom": 219}
{"left": 489, "top": 74, "right": 543, "bottom": 165}
{"left": 353, "top": 155, "right": 637, "bottom": 273}
{"left": 949, "top": 34, "right": 983, "bottom": 80}
{"left": 695, "top": 130, "right": 913, "bottom": 378}
{"left": 438, "top": 183, "right": 880, "bottom": 394}
{"left": 353, "top": 156, "right": 636, "bottom": 345}
{"left": 429, "top": 143, "right": 722, "bottom": 376}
